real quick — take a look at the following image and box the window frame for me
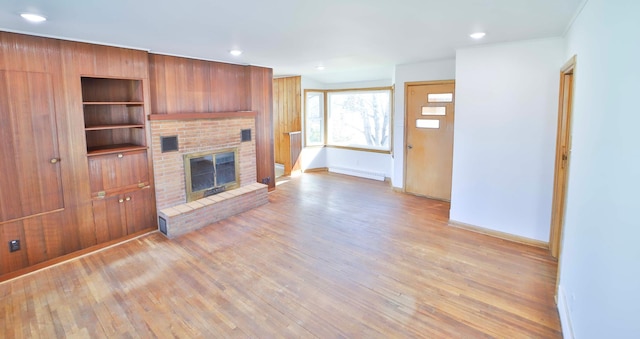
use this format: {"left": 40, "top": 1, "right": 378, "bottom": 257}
{"left": 304, "top": 86, "right": 393, "bottom": 154}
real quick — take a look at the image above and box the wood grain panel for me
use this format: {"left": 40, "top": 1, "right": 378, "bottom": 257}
{"left": 149, "top": 54, "right": 250, "bottom": 115}
{"left": 125, "top": 188, "right": 156, "bottom": 234}
{"left": 273, "top": 76, "right": 301, "bottom": 174}
{"left": 0, "top": 173, "right": 562, "bottom": 337}
{"left": 249, "top": 66, "right": 275, "bottom": 190}
{"left": 88, "top": 150, "right": 149, "bottom": 196}
{"left": 290, "top": 132, "right": 302, "bottom": 173}
{"left": 0, "top": 70, "right": 64, "bottom": 222}
{"left": 210, "top": 62, "right": 250, "bottom": 112}
{"left": 92, "top": 195, "right": 127, "bottom": 242}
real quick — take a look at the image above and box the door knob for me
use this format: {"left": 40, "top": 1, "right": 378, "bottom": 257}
{"left": 50, "top": 158, "right": 61, "bottom": 164}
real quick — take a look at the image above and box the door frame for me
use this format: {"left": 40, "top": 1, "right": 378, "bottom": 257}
{"left": 549, "top": 56, "right": 576, "bottom": 261}
{"left": 403, "top": 80, "right": 456, "bottom": 196}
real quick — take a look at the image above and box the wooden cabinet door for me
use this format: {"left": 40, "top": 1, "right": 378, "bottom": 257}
{"left": 92, "top": 195, "right": 127, "bottom": 243}
{"left": 92, "top": 188, "right": 155, "bottom": 244}
{"left": 0, "top": 71, "right": 64, "bottom": 222}
{"left": 124, "top": 188, "right": 156, "bottom": 234}
{"left": 88, "top": 150, "right": 149, "bottom": 196}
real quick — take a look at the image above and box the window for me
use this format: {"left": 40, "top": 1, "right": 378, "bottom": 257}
{"left": 305, "top": 92, "right": 324, "bottom": 146}
{"left": 305, "top": 87, "right": 392, "bottom": 152}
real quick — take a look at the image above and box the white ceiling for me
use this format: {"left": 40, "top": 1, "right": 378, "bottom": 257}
{"left": 0, "top": 0, "right": 583, "bottom": 84}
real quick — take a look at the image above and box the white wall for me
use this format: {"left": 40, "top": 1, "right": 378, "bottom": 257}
{"left": 558, "top": 0, "right": 640, "bottom": 337}
{"left": 392, "top": 59, "right": 456, "bottom": 187}
{"left": 450, "top": 38, "right": 564, "bottom": 241}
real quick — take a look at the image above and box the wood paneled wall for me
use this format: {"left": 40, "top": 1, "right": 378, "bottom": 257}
{"left": 148, "top": 55, "right": 250, "bottom": 114}
{"left": 0, "top": 31, "right": 275, "bottom": 278}
{"left": 273, "top": 76, "right": 301, "bottom": 174}
{"left": 248, "top": 66, "right": 276, "bottom": 191}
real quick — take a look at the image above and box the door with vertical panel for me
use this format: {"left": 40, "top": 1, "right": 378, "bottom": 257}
{"left": 405, "top": 82, "right": 455, "bottom": 201}
{"left": 550, "top": 57, "right": 575, "bottom": 259}
{"left": 0, "top": 71, "right": 64, "bottom": 222}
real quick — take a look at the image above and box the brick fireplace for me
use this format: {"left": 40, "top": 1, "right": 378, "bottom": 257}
{"left": 149, "top": 113, "right": 268, "bottom": 238}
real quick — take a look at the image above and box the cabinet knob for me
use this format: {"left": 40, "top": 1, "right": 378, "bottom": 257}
{"left": 117, "top": 154, "right": 124, "bottom": 158}
{"left": 125, "top": 197, "right": 131, "bottom": 201}
{"left": 50, "top": 158, "right": 61, "bottom": 164}
{"left": 118, "top": 198, "right": 124, "bottom": 203}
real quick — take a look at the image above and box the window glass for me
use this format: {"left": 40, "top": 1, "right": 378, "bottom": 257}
{"left": 421, "top": 106, "right": 446, "bottom": 116}
{"left": 305, "top": 92, "right": 324, "bottom": 146}
{"left": 427, "top": 93, "right": 453, "bottom": 103}
{"left": 416, "top": 119, "right": 440, "bottom": 129}
{"left": 326, "top": 89, "right": 391, "bottom": 151}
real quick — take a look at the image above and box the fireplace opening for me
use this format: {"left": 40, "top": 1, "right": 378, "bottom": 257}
{"left": 184, "top": 148, "right": 239, "bottom": 202}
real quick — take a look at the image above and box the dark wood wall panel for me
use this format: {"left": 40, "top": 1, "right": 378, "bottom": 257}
{"left": 149, "top": 54, "right": 250, "bottom": 114}
{"left": 249, "top": 66, "right": 276, "bottom": 191}
{"left": 273, "top": 76, "right": 301, "bottom": 174}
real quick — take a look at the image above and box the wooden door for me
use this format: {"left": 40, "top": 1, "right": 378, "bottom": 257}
{"left": 124, "top": 188, "right": 156, "bottom": 234}
{"left": 88, "top": 150, "right": 150, "bottom": 197}
{"left": 550, "top": 57, "right": 576, "bottom": 259}
{"left": 92, "top": 195, "right": 127, "bottom": 243}
{"left": 405, "top": 82, "right": 455, "bottom": 201}
{"left": 0, "top": 71, "right": 64, "bottom": 222}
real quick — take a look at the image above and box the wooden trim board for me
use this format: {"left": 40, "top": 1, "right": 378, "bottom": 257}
{"left": 449, "top": 220, "right": 549, "bottom": 249}
{"left": 148, "top": 111, "right": 256, "bottom": 120}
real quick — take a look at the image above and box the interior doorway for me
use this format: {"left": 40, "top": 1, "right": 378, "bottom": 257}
{"left": 404, "top": 81, "right": 455, "bottom": 201}
{"left": 550, "top": 56, "right": 576, "bottom": 259}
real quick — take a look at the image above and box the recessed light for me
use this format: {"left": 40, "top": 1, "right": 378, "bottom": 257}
{"left": 229, "top": 49, "right": 242, "bottom": 56}
{"left": 470, "top": 32, "right": 486, "bottom": 39}
{"left": 20, "top": 13, "right": 47, "bottom": 23}
{"left": 315, "top": 65, "right": 325, "bottom": 71}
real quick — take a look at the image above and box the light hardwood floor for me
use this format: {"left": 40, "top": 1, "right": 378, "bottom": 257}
{"left": 0, "top": 172, "right": 561, "bottom": 338}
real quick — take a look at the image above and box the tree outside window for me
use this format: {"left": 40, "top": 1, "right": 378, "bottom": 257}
{"left": 327, "top": 89, "right": 391, "bottom": 151}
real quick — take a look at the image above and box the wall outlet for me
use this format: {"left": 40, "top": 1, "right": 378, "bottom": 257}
{"left": 9, "top": 240, "right": 20, "bottom": 252}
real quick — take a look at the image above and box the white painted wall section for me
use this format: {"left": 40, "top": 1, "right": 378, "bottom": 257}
{"left": 450, "top": 38, "right": 564, "bottom": 241}
{"left": 558, "top": 0, "right": 640, "bottom": 337}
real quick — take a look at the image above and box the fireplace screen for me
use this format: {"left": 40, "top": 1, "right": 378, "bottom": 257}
{"left": 184, "top": 148, "right": 239, "bottom": 202}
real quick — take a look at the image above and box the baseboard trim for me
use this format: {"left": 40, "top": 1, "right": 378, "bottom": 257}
{"left": 557, "top": 285, "right": 575, "bottom": 338}
{"left": 448, "top": 220, "right": 549, "bottom": 249}
{"left": 303, "top": 167, "right": 328, "bottom": 173}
